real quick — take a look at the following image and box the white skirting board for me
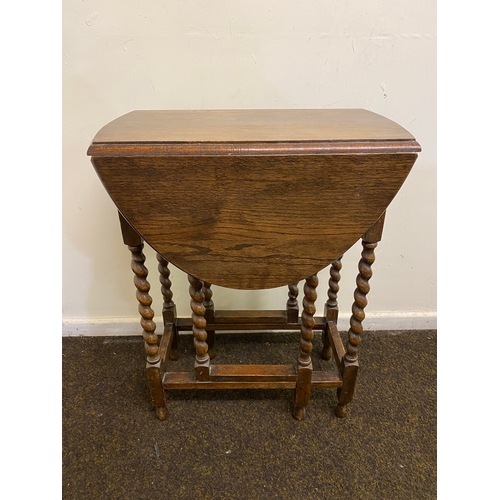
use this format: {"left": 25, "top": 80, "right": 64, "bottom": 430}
{"left": 62, "top": 311, "right": 437, "bottom": 337}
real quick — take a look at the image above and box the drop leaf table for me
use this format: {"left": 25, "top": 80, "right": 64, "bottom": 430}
{"left": 88, "top": 109, "right": 420, "bottom": 421}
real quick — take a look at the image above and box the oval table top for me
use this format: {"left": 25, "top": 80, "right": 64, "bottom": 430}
{"left": 89, "top": 109, "right": 419, "bottom": 289}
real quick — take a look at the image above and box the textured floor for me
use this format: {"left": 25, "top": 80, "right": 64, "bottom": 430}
{"left": 62, "top": 330, "right": 436, "bottom": 499}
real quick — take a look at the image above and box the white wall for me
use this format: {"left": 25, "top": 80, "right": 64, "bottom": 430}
{"left": 62, "top": 0, "right": 436, "bottom": 334}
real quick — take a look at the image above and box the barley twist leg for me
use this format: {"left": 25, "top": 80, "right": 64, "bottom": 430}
{"left": 157, "top": 253, "right": 179, "bottom": 360}
{"left": 129, "top": 244, "right": 168, "bottom": 420}
{"left": 321, "top": 257, "right": 343, "bottom": 360}
{"left": 202, "top": 282, "right": 216, "bottom": 359}
{"left": 286, "top": 282, "right": 299, "bottom": 323}
{"left": 189, "top": 275, "right": 210, "bottom": 380}
{"left": 335, "top": 241, "right": 376, "bottom": 418}
{"left": 293, "top": 274, "right": 318, "bottom": 420}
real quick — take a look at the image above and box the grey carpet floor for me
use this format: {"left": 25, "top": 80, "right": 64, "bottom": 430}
{"left": 62, "top": 330, "right": 436, "bottom": 499}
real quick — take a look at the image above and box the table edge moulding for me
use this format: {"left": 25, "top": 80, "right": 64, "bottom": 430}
{"left": 87, "top": 108, "right": 420, "bottom": 421}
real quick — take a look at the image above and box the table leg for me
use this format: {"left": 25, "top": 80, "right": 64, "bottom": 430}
{"left": 189, "top": 275, "right": 210, "bottom": 381}
{"left": 286, "top": 283, "right": 299, "bottom": 323}
{"left": 202, "top": 282, "right": 216, "bottom": 359}
{"left": 157, "top": 253, "right": 179, "bottom": 360}
{"left": 118, "top": 212, "right": 168, "bottom": 420}
{"left": 293, "top": 274, "right": 318, "bottom": 420}
{"left": 128, "top": 243, "right": 168, "bottom": 421}
{"left": 334, "top": 213, "right": 384, "bottom": 418}
{"left": 321, "top": 257, "right": 342, "bottom": 360}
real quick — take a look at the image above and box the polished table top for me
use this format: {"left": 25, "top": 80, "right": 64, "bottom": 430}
{"left": 88, "top": 109, "right": 420, "bottom": 289}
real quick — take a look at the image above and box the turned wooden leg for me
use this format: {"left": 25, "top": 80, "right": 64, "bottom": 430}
{"left": 293, "top": 274, "right": 318, "bottom": 420}
{"left": 202, "top": 282, "right": 216, "bottom": 359}
{"left": 157, "top": 253, "right": 179, "bottom": 361}
{"left": 188, "top": 275, "right": 210, "bottom": 381}
{"left": 129, "top": 244, "right": 168, "bottom": 421}
{"left": 334, "top": 213, "right": 385, "bottom": 417}
{"left": 321, "top": 257, "right": 343, "bottom": 360}
{"left": 286, "top": 282, "right": 299, "bottom": 323}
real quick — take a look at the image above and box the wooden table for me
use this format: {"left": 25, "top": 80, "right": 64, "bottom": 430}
{"left": 88, "top": 109, "right": 420, "bottom": 421}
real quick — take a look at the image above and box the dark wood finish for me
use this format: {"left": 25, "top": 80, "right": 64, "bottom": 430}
{"left": 286, "top": 283, "right": 299, "bottom": 323}
{"left": 92, "top": 153, "right": 415, "bottom": 289}
{"left": 326, "top": 321, "right": 346, "bottom": 371}
{"left": 293, "top": 274, "right": 318, "bottom": 420}
{"left": 163, "top": 370, "right": 342, "bottom": 390}
{"left": 157, "top": 253, "right": 179, "bottom": 360}
{"left": 311, "top": 370, "right": 343, "bottom": 388}
{"left": 90, "top": 140, "right": 419, "bottom": 157}
{"left": 157, "top": 253, "right": 176, "bottom": 322}
{"left": 345, "top": 240, "right": 377, "bottom": 365}
{"left": 128, "top": 244, "right": 159, "bottom": 364}
{"left": 325, "top": 258, "right": 343, "bottom": 322}
{"left": 363, "top": 211, "right": 386, "bottom": 243}
{"left": 118, "top": 211, "right": 143, "bottom": 246}
{"left": 88, "top": 109, "right": 418, "bottom": 153}
{"left": 321, "top": 257, "right": 343, "bottom": 360}
{"left": 89, "top": 109, "right": 419, "bottom": 420}
{"left": 188, "top": 275, "right": 210, "bottom": 381}
{"left": 147, "top": 361, "right": 169, "bottom": 421}
{"left": 214, "top": 310, "right": 287, "bottom": 324}
{"left": 334, "top": 359, "right": 358, "bottom": 419}
{"left": 90, "top": 110, "right": 419, "bottom": 290}
{"left": 209, "top": 364, "right": 296, "bottom": 382}
{"left": 202, "top": 282, "right": 214, "bottom": 322}
{"left": 126, "top": 243, "right": 168, "bottom": 419}
{"left": 158, "top": 324, "right": 173, "bottom": 373}
{"left": 176, "top": 315, "right": 325, "bottom": 331}
{"left": 335, "top": 239, "right": 377, "bottom": 418}
{"left": 202, "top": 282, "right": 216, "bottom": 359}
{"left": 163, "top": 372, "right": 298, "bottom": 390}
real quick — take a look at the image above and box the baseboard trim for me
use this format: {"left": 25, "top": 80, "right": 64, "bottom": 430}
{"left": 62, "top": 311, "right": 437, "bottom": 337}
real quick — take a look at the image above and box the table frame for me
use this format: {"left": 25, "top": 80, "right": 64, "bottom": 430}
{"left": 120, "top": 210, "right": 385, "bottom": 421}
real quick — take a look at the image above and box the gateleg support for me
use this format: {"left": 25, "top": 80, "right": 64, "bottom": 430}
{"left": 292, "top": 274, "right": 318, "bottom": 420}
{"left": 147, "top": 360, "right": 169, "bottom": 421}
{"left": 189, "top": 275, "right": 211, "bottom": 381}
{"left": 321, "top": 257, "right": 342, "bottom": 360}
{"left": 157, "top": 253, "right": 179, "bottom": 360}
{"left": 120, "top": 211, "right": 169, "bottom": 421}
{"left": 203, "top": 282, "right": 216, "bottom": 359}
{"left": 333, "top": 213, "right": 383, "bottom": 418}
{"left": 286, "top": 283, "right": 299, "bottom": 323}
{"left": 334, "top": 359, "right": 358, "bottom": 418}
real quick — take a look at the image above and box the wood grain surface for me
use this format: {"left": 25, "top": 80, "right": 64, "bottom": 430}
{"left": 92, "top": 152, "right": 417, "bottom": 289}
{"left": 88, "top": 109, "right": 420, "bottom": 156}
{"left": 90, "top": 109, "right": 416, "bottom": 143}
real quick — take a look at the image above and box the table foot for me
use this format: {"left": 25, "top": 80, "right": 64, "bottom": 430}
{"left": 155, "top": 406, "right": 169, "bottom": 421}
{"left": 292, "top": 406, "right": 306, "bottom": 421}
{"left": 320, "top": 348, "right": 333, "bottom": 361}
{"left": 320, "top": 341, "right": 333, "bottom": 361}
{"left": 169, "top": 346, "right": 180, "bottom": 361}
{"left": 334, "top": 403, "right": 348, "bottom": 418}
{"left": 293, "top": 274, "right": 318, "bottom": 420}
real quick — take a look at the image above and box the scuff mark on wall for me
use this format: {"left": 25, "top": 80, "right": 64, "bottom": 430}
{"left": 85, "top": 13, "right": 97, "bottom": 26}
{"left": 122, "top": 39, "right": 134, "bottom": 52}
{"left": 224, "top": 0, "right": 236, "bottom": 58}
{"left": 206, "top": 29, "right": 219, "bottom": 40}
{"left": 147, "top": 75, "right": 155, "bottom": 92}
{"left": 380, "top": 82, "right": 387, "bottom": 98}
